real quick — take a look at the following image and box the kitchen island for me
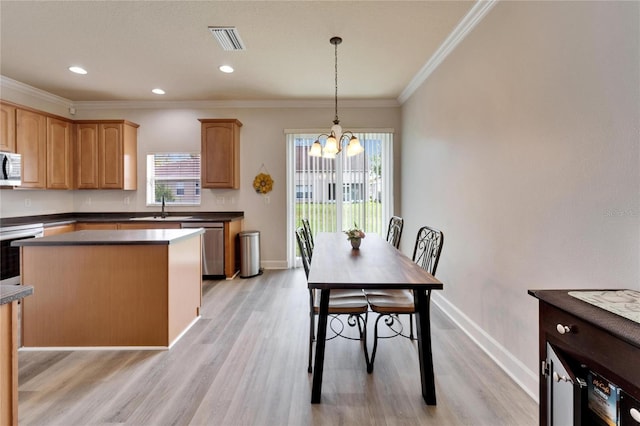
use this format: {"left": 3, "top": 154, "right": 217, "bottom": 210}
{"left": 14, "top": 228, "right": 204, "bottom": 348}
{"left": 1, "top": 285, "right": 33, "bottom": 426}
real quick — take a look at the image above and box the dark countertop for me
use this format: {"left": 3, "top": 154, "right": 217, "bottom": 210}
{"left": 12, "top": 228, "right": 205, "bottom": 246}
{"left": 0, "top": 211, "right": 244, "bottom": 228}
{"left": 529, "top": 289, "right": 640, "bottom": 349}
{"left": 1, "top": 285, "right": 34, "bottom": 305}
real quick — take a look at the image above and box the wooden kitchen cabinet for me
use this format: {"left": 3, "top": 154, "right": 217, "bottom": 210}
{"left": 75, "top": 120, "right": 138, "bottom": 190}
{"left": 75, "top": 123, "right": 99, "bottom": 189}
{"left": 199, "top": 119, "right": 242, "bottom": 189}
{"left": 15, "top": 109, "right": 73, "bottom": 189}
{"left": 0, "top": 103, "right": 16, "bottom": 152}
{"left": 46, "top": 117, "right": 73, "bottom": 189}
{"left": 118, "top": 223, "right": 181, "bottom": 230}
{"left": 43, "top": 223, "right": 75, "bottom": 236}
{"left": 75, "top": 223, "right": 118, "bottom": 231}
{"left": 16, "top": 109, "right": 46, "bottom": 188}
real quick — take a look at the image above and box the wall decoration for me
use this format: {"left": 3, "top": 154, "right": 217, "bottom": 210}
{"left": 253, "top": 164, "right": 274, "bottom": 194}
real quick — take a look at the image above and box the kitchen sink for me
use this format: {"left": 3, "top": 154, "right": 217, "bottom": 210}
{"left": 130, "top": 216, "right": 193, "bottom": 221}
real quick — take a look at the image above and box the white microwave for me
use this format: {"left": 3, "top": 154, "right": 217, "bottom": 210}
{"left": 0, "top": 152, "right": 21, "bottom": 186}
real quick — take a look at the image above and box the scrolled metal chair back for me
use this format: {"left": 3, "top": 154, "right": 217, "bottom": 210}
{"left": 295, "top": 227, "right": 312, "bottom": 278}
{"left": 386, "top": 216, "right": 404, "bottom": 249}
{"left": 411, "top": 226, "right": 444, "bottom": 275}
{"left": 301, "top": 218, "right": 314, "bottom": 251}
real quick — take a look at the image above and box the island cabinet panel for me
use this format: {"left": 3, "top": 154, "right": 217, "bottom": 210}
{"left": 168, "top": 235, "right": 202, "bottom": 341}
{"left": 0, "top": 103, "right": 16, "bottom": 153}
{"left": 46, "top": 117, "right": 74, "bottom": 189}
{"left": 16, "top": 109, "right": 46, "bottom": 188}
{"left": 18, "top": 229, "right": 202, "bottom": 348}
{"left": 21, "top": 245, "right": 170, "bottom": 346}
{"left": 76, "top": 123, "right": 99, "bottom": 189}
{"left": 199, "top": 119, "right": 242, "bottom": 189}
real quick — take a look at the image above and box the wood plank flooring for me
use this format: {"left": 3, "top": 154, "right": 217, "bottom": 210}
{"left": 17, "top": 269, "right": 537, "bottom": 425}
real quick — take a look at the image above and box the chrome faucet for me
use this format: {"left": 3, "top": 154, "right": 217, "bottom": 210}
{"left": 160, "top": 196, "right": 167, "bottom": 218}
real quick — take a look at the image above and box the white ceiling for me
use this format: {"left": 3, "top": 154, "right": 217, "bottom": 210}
{"left": 0, "top": 1, "right": 475, "bottom": 103}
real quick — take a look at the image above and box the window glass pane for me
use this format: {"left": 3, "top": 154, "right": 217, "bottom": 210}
{"left": 292, "top": 132, "right": 391, "bottom": 238}
{"left": 147, "top": 153, "right": 201, "bottom": 205}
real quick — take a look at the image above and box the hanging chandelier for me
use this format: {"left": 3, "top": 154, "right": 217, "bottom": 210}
{"left": 309, "top": 36, "right": 364, "bottom": 158}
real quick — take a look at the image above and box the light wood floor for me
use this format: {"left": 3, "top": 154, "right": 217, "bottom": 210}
{"left": 17, "top": 269, "right": 537, "bottom": 425}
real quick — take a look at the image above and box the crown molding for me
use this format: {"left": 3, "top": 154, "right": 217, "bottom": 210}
{"left": 72, "top": 98, "right": 399, "bottom": 110}
{"left": 398, "top": 0, "right": 498, "bottom": 104}
{"left": 0, "top": 75, "right": 74, "bottom": 108}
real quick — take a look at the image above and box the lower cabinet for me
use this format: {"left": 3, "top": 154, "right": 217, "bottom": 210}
{"left": 43, "top": 223, "right": 75, "bottom": 236}
{"left": 530, "top": 290, "right": 640, "bottom": 426}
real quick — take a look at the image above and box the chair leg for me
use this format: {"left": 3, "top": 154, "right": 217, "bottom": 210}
{"left": 409, "top": 313, "right": 415, "bottom": 340}
{"left": 357, "top": 314, "right": 371, "bottom": 370}
{"left": 308, "top": 313, "right": 315, "bottom": 374}
{"left": 367, "top": 314, "right": 385, "bottom": 374}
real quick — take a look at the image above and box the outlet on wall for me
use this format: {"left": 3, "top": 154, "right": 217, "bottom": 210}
{"left": 124, "top": 196, "right": 130, "bottom": 205}
{"left": 24, "top": 198, "right": 31, "bottom": 207}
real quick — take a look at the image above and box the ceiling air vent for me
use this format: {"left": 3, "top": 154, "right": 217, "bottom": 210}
{"left": 208, "top": 26, "right": 246, "bottom": 51}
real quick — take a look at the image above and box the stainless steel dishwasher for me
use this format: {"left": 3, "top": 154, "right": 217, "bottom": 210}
{"left": 181, "top": 222, "right": 224, "bottom": 278}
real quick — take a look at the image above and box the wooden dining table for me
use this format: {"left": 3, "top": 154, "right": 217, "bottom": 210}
{"left": 307, "top": 232, "right": 444, "bottom": 404}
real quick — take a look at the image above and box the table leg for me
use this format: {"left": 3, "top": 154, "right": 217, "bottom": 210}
{"left": 311, "top": 288, "right": 330, "bottom": 403}
{"left": 414, "top": 289, "right": 436, "bottom": 405}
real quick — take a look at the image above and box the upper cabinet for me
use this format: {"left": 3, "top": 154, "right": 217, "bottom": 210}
{"left": 16, "top": 109, "right": 47, "bottom": 188}
{"left": 1, "top": 100, "right": 138, "bottom": 191}
{"left": 75, "top": 120, "right": 138, "bottom": 190}
{"left": 46, "top": 117, "right": 73, "bottom": 189}
{"left": 0, "top": 103, "right": 16, "bottom": 152}
{"left": 15, "top": 109, "right": 74, "bottom": 189}
{"left": 199, "top": 119, "right": 242, "bottom": 189}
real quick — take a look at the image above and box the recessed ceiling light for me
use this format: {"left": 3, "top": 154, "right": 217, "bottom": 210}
{"left": 219, "top": 65, "right": 234, "bottom": 74}
{"left": 68, "top": 66, "right": 87, "bottom": 75}
{"left": 152, "top": 88, "right": 166, "bottom": 95}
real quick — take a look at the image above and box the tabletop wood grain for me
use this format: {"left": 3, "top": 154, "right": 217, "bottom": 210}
{"left": 307, "top": 232, "right": 443, "bottom": 290}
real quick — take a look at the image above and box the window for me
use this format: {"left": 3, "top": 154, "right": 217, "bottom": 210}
{"left": 286, "top": 131, "right": 394, "bottom": 265}
{"left": 146, "top": 153, "right": 201, "bottom": 206}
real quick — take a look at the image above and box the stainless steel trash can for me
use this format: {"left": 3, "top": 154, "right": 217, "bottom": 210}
{"left": 239, "top": 230, "right": 261, "bottom": 278}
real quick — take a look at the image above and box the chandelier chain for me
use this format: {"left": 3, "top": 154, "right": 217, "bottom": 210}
{"left": 334, "top": 39, "right": 339, "bottom": 125}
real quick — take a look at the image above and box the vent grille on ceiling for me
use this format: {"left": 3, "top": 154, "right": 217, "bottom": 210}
{"left": 208, "top": 26, "right": 246, "bottom": 51}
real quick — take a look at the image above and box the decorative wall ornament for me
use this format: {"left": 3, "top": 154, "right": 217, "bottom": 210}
{"left": 253, "top": 164, "right": 273, "bottom": 194}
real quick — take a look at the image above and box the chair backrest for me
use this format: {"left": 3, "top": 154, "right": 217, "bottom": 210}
{"left": 301, "top": 218, "right": 314, "bottom": 251}
{"left": 412, "top": 226, "right": 444, "bottom": 276}
{"left": 386, "top": 216, "right": 404, "bottom": 249}
{"left": 295, "top": 227, "right": 312, "bottom": 278}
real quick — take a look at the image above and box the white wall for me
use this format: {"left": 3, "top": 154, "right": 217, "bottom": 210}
{"left": 0, "top": 87, "right": 401, "bottom": 268}
{"left": 401, "top": 1, "right": 639, "bottom": 399}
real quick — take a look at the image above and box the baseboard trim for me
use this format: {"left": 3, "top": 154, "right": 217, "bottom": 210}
{"left": 432, "top": 293, "right": 539, "bottom": 403}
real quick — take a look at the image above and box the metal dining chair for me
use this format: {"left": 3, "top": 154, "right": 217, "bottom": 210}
{"left": 301, "top": 218, "right": 314, "bottom": 253}
{"left": 295, "top": 227, "right": 369, "bottom": 373}
{"left": 386, "top": 216, "right": 404, "bottom": 249}
{"left": 365, "top": 225, "right": 444, "bottom": 373}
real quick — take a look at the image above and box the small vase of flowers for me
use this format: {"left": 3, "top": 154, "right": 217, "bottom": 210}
{"left": 344, "top": 223, "right": 365, "bottom": 249}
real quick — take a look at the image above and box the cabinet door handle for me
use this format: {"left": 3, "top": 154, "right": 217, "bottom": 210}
{"left": 553, "top": 371, "right": 572, "bottom": 383}
{"left": 630, "top": 408, "right": 640, "bottom": 423}
{"left": 556, "top": 324, "right": 572, "bottom": 335}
